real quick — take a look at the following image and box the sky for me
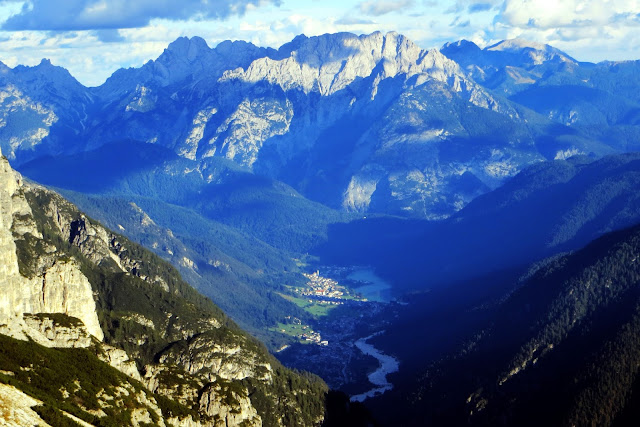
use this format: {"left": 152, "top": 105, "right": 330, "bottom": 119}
{"left": 0, "top": 0, "right": 638, "bottom": 86}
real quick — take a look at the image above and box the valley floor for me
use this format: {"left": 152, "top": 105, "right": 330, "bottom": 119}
{"left": 274, "top": 265, "right": 403, "bottom": 399}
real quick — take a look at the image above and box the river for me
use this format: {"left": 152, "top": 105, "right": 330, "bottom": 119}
{"left": 350, "top": 331, "right": 399, "bottom": 402}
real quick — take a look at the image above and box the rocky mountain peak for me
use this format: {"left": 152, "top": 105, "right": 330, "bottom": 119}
{"left": 441, "top": 39, "right": 483, "bottom": 57}
{"left": 97, "top": 36, "right": 272, "bottom": 95}
{"left": 215, "top": 39, "right": 265, "bottom": 56}
{"left": 163, "top": 35, "right": 211, "bottom": 62}
{"left": 13, "top": 57, "right": 81, "bottom": 85}
{"left": 487, "top": 38, "right": 577, "bottom": 64}
{"left": 441, "top": 37, "right": 579, "bottom": 92}
{"left": 442, "top": 39, "right": 481, "bottom": 50}
{"left": 440, "top": 39, "right": 487, "bottom": 73}
{"left": 274, "top": 33, "right": 309, "bottom": 58}
{"left": 212, "top": 39, "right": 274, "bottom": 72}
{"left": 280, "top": 31, "right": 423, "bottom": 68}
{"left": 487, "top": 38, "right": 552, "bottom": 52}
{"left": 220, "top": 31, "right": 461, "bottom": 95}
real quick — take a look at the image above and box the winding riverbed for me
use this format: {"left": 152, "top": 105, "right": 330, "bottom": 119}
{"left": 350, "top": 332, "right": 400, "bottom": 402}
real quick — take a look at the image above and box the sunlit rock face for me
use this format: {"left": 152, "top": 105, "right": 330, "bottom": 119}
{"left": 0, "top": 151, "right": 328, "bottom": 426}
{"left": 200, "top": 382, "right": 262, "bottom": 426}
{"left": 0, "top": 151, "right": 103, "bottom": 343}
{"left": 2, "top": 32, "right": 634, "bottom": 218}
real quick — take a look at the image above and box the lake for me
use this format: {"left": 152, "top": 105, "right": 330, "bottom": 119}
{"left": 347, "top": 268, "right": 393, "bottom": 303}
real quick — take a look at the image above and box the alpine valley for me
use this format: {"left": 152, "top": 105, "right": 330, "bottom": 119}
{"left": 3, "top": 30, "right": 640, "bottom": 426}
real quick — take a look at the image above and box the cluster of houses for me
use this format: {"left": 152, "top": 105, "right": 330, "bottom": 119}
{"left": 302, "top": 331, "right": 329, "bottom": 346}
{"left": 284, "top": 316, "right": 329, "bottom": 346}
{"left": 300, "top": 271, "right": 345, "bottom": 298}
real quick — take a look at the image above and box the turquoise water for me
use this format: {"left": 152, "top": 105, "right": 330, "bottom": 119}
{"left": 347, "top": 268, "right": 393, "bottom": 303}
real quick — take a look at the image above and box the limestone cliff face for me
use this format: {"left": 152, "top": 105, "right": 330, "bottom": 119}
{"left": 199, "top": 382, "right": 261, "bottom": 427}
{"left": 0, "top": 150, "right": 30, "bottom": 290}
{"left": 21, "top": 313, "right": 93, "bottom": 348}
{"left": 0, "top": 152, "right": 103, "bottom": 343}
{"left": 0, "top": 383, "right": 52, "bottom": 427}
{"left": 0, "top": 152, "right": 328, "bottom": 426}
{"left": 158, "top": 332, "right": 273, "bottom": 382}
{"left": 99, "top": 345, "right": 143, "bottom": 381}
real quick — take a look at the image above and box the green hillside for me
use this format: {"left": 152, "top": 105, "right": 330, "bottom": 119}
{"left": 3, "top": 169, "right": 328, "bottom": 426}
{"left": 374, "top": 222, "right": 640, "bottom": 426}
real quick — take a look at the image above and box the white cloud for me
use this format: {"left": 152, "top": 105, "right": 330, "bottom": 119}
{"left": 445, "top": 0, "right": 501, "bottom": 14}
{"left": 484, "top": 0, "right": 640, "bottom": 62}
{"left": 0, "top": 28, "right": 175, "bottom": 86}
{"left": 499, "top": 0, "right": 640, "bottom": 30}
{"left": 358, "top": 0, "right": 416, "bottom": 16}
{"left": 0, "top": 0, "right": 282, "bottom": 31}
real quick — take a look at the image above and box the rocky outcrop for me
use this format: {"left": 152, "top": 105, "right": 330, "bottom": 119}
{"left": 0, "top": 153, "right": 102, "bottom": 343}
{"left": 159, "top": 332, "right": 273, "bottom": 382}
{"left": 143, "top": 364, "right": 203, "bottom": 405}
{"left": 222, "top": 32, "right": 460, "bottom": 96}
{"left": 0, "top": 149, "right": 32, "bottom": 286}
{"left": 199, "top": 382, "right": 261, "bottom": 427}
{"left": 20, "top": 313, "right": 92, "bottom": 348}
{"left": 201, "top": 97, "right": 293, "bottom": 167}
{"left": 44, "top": 193, "right": 175, "bottom": 290}
{"left": 0, "top": 152, "right": 328, "bottom": 426}
{"left": 99, "top": 345, "right": 143, "bottom": 381}
{"left": 0, "top": 85, "right": 58, "bottom": 161}
{"left": 0, "top": 383, "right": 50, "bottom": 427}
{"left": 28, "top": 261, "right": 103, "bottom": 340}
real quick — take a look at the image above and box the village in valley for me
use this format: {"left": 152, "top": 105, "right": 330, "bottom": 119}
{"left": 275, "top": 265, "right": 400, "bottom": 391}
{"left": 280, "top": 315, "right": 328, "bottom": 346}
{"left": 298, "top": 270, "right": 368, "bottom": 302}
{"left": 274, "top": 268, "right": 373, "bottom": 347}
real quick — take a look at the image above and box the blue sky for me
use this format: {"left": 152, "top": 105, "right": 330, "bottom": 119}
{"left": 0, "top": 0, "right": 638, "bottom": 86}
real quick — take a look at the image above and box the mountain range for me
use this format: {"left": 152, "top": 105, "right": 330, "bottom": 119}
{"left": 4, "top": 30, "right": 640, "bottom": 426}
{"left": 4, "top": 31, "right": 638, "bottom": 220}
{"left": 4, "top": 31, "right": 640, "bottom": 335}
